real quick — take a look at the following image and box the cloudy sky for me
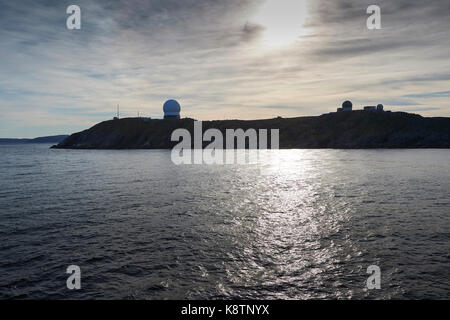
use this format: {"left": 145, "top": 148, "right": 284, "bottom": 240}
{"left": 0, "top": 0, "right": 449, "bottom": 137}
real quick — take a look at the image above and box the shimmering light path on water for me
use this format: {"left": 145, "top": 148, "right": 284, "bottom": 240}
{"left": 0, "top": 144, "right": 449, "bottom": 299}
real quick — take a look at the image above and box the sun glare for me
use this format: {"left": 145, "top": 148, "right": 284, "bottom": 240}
{"left": 253, "top": 0, "right": 309, "bottom": 48}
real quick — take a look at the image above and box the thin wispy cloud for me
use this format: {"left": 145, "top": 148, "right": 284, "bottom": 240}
{"left": 404, "top": 91, "right": 450, "bottom": 99}
{"left": 0, "top": 0, "right": 449, "bottom": 137}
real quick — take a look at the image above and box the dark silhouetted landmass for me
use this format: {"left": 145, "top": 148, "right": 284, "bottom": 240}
{"left": 0, "top": 135, "right": 69, "bottom": 144}
{"left": 52, "top": 111, "right": 450, "bottom": 149}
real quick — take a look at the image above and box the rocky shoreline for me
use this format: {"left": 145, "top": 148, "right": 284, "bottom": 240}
{"left": 52, "top": 111, "right": 450, "bottom": 149}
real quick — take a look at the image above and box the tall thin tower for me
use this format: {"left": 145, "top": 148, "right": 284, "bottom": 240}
{"left": 117, "top": 104, "right": 120, "bottom": 119}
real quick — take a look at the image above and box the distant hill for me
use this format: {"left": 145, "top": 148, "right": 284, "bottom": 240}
{"left": 52, "top": 111, "right": 450, "bottom": 149}
{"left": 0, "top": 135, "right": 69, "bottom": 144}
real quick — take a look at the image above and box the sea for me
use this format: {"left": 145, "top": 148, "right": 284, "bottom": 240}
{"left": 0, "top": 144, "right": 449, "bottom": 299}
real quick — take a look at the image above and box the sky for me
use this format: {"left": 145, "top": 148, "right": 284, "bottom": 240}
{"left": 0, "top": 0, "right": 449, "bottom": 138}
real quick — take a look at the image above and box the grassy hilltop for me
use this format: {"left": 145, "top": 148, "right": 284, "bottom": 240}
{"left": 52, "top": 111, "right": 450, "bottom": 149}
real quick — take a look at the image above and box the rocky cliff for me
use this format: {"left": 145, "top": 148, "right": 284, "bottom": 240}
{"left": 52, "top": 111, "right": 450, "bottom": 149}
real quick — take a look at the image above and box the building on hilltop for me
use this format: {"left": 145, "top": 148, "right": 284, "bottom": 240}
{"left": 337, "top": 100, "right": 353, "bottom": 112}
{"left": 336, "top": 101, "right": 387, "bottom": 113}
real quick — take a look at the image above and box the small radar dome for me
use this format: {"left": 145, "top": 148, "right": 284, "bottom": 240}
{"left": 342, "top": 100, "right": 353, "bottom": 109}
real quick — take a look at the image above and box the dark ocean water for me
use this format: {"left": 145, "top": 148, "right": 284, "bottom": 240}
{"left": 0, "top": 144, "right": 449, "bottom": 299}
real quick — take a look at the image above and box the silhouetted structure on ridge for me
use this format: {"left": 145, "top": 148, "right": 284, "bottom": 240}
{"left": 163, "top": 100, "right": 181, "bottom": 119}
{"left": 337, "top": 101, "right": 387, "bottom": 113}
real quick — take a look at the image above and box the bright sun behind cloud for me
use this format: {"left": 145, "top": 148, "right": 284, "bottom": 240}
{"left": 253, "top": 0, "right": 309, "bottom": 48}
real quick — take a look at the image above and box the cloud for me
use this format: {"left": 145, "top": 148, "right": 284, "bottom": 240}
{"left": 261, "top": 105, "right": 306, "bottom": 110}
{"left": 404, "top": 107, "right": 441, "bottom": 112}
{"left": 404, "top": 91, "right": 450, "bottom": 99}
{"left": 0, "top": 0, "right": 449, "bottom": 137}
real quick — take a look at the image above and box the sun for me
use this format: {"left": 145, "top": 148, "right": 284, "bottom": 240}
{"left": 253, "top": 0, "right": 309, "bottom": 48}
